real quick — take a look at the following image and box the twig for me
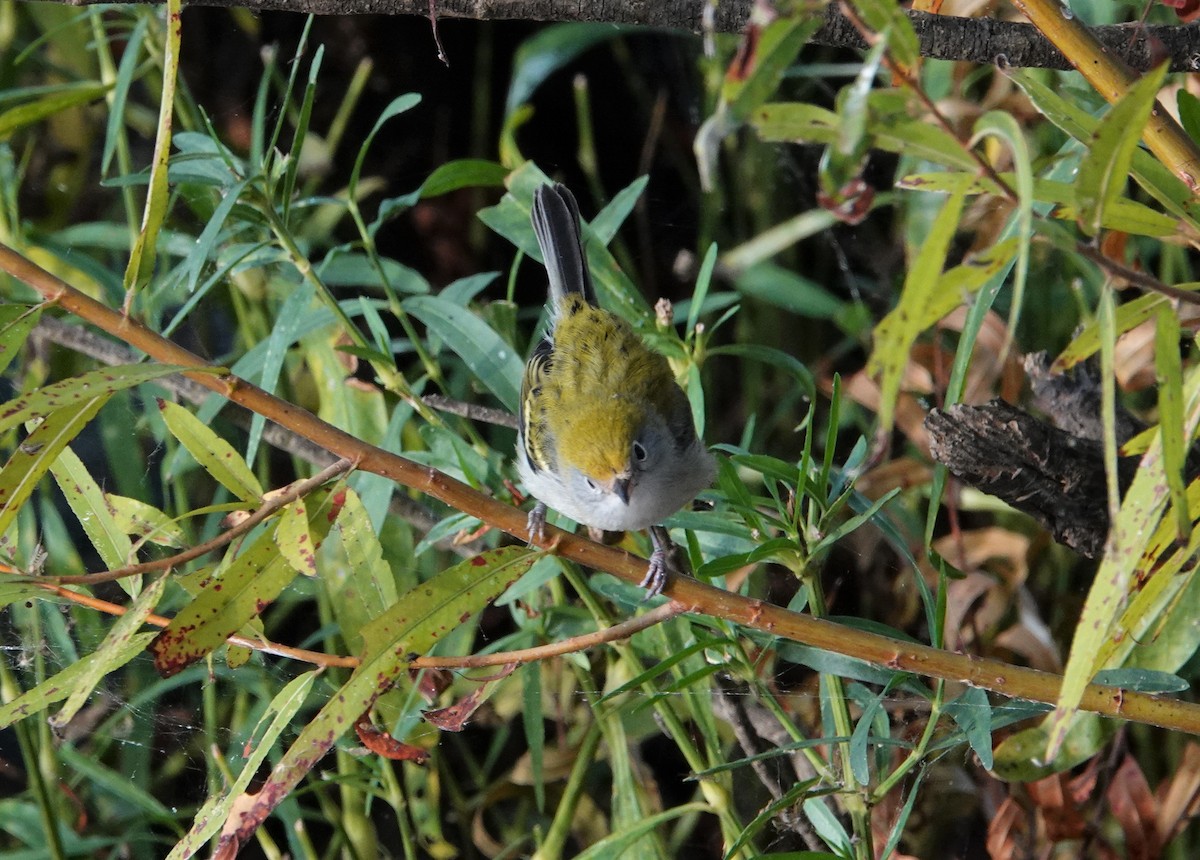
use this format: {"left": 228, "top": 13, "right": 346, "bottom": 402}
{"left": 1073, "top": 241, "right": 1200, "bottom": 306}
{"left": 413, "top": 601, "right": 682, "bottom": 669}
{"left": 838, "top": 1, "right": 1019, "bottom": 206}
{"left": 421, "top": 393, "right": 518, "bottom": 429}
{"left": 6, "top": 575, "right": 360, "bottom": 669}
{"left": 28, "top": 315, "right": 470, "bottom": 554}
{"left": 37, "top": 458, "right": 354, "bottom": 585}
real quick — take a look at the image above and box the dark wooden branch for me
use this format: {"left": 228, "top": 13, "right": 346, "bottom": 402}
{"left": 48, "top": 0, "right": 1200, "bottom": 73}
{"left": 926, "top": 353, "right": 1147, "bottom": 559}
{"left": 925, "top": 354, "right": 1197, "bottom": 559}
{"left": 819, "top": 8, "right": 1200, "bottom": 73}
{"left": 926, "top": 399, "right": 1134, "bottom": 559}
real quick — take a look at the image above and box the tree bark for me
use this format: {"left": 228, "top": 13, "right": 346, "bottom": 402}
{"left": 924, "top": 354, "right": 1195, "bottom": 560}
{"left": 46, "top": 0, "right": 1200, "bottom": 73}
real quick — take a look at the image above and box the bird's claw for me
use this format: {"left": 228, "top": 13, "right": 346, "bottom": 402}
{"left": 526, "top": 502, "right": 548, "bottom": 546}
{"left": 639, "top": 548, "right": 669, "bottom": 599}
{"left": 641, "top": 525, "right": 686, "bottom": 600}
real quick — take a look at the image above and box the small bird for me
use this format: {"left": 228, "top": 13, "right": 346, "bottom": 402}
{"left": 517, "top": 183, "right": 716, "bottom": 597}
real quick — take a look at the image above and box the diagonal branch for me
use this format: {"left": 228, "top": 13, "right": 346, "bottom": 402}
{"left": 5, "top": 241, "right": 1200, "bottom": 737}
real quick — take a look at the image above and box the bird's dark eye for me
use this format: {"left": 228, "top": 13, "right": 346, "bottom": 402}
{"left": 632, "top": 441, "right": 647, "bottom": 462}
{"left": 585, "top": 477, "right": 599, "bottom": 491}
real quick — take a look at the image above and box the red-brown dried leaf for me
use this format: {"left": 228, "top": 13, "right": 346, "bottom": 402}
{"left": 1028, "top": 773, "right": 1088, "bottom": 841}
{"left": 816, "top": 178, "right": 875, "bottom": 225}
{"left": 1107, "top": 755, "right": 1161, "bottom": 860}
{"left": 727, "top": 22, "right": 762, "bottom": 83}
{"left": 412, "top": 666, "right": 453, "bottom": 701}
{"left": 354, "top": 714, "right": 430, "bottom": 763}
{"left": 424, "top": 685, "right": 489, "bottom": 732}
{"left": 985, "top": 796, "right": 1028, "bottom": 860}
{"left": 1155, "top": 741, "right": 1200, "bottom": 842}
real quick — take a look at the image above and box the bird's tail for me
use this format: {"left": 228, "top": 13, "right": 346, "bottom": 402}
{"left": 531, "top": 183, "right": 596, "bottom": 307}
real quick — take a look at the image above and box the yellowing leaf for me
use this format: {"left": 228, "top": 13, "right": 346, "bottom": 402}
{"left": 214, "top": 546, "right": 536, "bottom": 852}
{"left": 0, "top": 304, "right": 42, "bottom": 376}
{"left": 149, "top": 486, "right": 344, "bottom": 676}
{"left": 167, "top": 671, "right": 317, "bottom": 858}
{"left": 868, "top": 190, "right": 966, "bottom": 432}
{"left": 275, "top": 499, "right": 317, "bottom": 577}
{"left": 50, "top": 445, "right": 133, "bottom": 572}
{"left": 1046, "top": 365, "right": 1200, "bottom": 760}
{"left": 0, "top": 395, "right": 109, "bottom": 537}
{"left": 1075, "top": 63, "right": 1169, "bottom": 237}
{"left": 0, "top": 363, "right": 191, "bottom": 436}
{"left": 159, "top": 399, "right": 263, "bottom": 503}
{"left": 150, "top": 531, "right": 297, "bottom": 677}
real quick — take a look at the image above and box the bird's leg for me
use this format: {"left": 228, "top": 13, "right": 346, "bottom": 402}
{"left": 526, "top": 502, "right": 548, "bottom": 546}
{"left": 641, "top": 525, "right": 683, "bottom": 599}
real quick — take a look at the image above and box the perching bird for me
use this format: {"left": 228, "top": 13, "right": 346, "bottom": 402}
{"left": 516, "top": 183, "right": 715, "bottom": 597}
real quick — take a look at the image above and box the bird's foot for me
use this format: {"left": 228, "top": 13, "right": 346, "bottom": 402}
{"left": 640, "top": 525, "right": 687, "bottom": 600}
{"left": 526, "top": 502, "right": 548, "bottom": 546}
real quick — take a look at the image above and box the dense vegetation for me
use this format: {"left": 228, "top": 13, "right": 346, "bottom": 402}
{"left": 2, "top": 2, "right": 1200, "bottom": 857}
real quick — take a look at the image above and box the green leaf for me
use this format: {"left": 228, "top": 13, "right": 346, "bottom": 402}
{"left": 720, "top": 209, "right": 844, "bottom": 274}
{"left": 481, "top": 162, "right": 649, "bottom": 317}
{"left": 0, "top": 632, "right": 157, "bottom": 730}
{"left": 848, "top": 0, "right": 919, "bottom": 72}
{"left": 575, "top": 803, "right": 711, "bottom": 860}
{"left": 0, "top": 83, "right": 111, "bottom": 138}
{"left": 899, "top": 171, "right": 1181, "bottom": 237}
{"left": 48, "top": 445, "right": 133, "bottom": 572}
{"left": 101, "top": 15, "right": 149, "bottom": 176}
{"left": 316, "top": 251, "right": 430, "bottom": 293}
{"left": 848, "top": 688, "right": 888, "bottom": 785}
{"left": 1056, "top": 292, "right": 1167, "bottom": 369}
{"left": 1046, "top": 367, "right": 1200, "bottom": 760}
{"left": 0, "top": 304, "right": 42, "bottom": 376}
{"left": 1075, "top": 63, "right": 1169, "bottom": 237}
{"left": 590, "top": 175, "right": 647, "bottom": 245}
{"left": 105, "top": 494, "right": 187, "bottom": 548}
{"left": 1092, "top": 668, "right": 1189, "bottom": 694}
{"left": 0, "top": 364, "right": 192, "bottom": 436}
{"left": 993, "top": 713, "right": 1118, "bottom": 782}
{"left": 0, "top": 582, "right": 59, "bottom": 610}
{"left": 1178, "top": 90, "right": 1200, "bottom": 142}
{"left": 1011, "top": 69, "right": 1200, "bottom": 232}
{"left": 158, "top": 399, "right": 264, "bottom": 503}
{"left": 944, "top": 686, "right": 994, "bottom": 770}
{"left": 505, "top": 23, "right": 626, "bottom": 115}
{"left": 166, "top": 671, "right": 317, "bottom": 858}
{"left": 868, "top": 190, "right": 967, "bottom": 432}
{"left": 403, "top": 294, "right": 523, "bottom": 412}
{"left": 123, "top": 0, "right": 182, "bottom": 293}
{"left": 1156, "top": 307, "right": 1189, "bottom": 537}
{"left": 181, "top": 177, "right": 251, "bottom": 295}
{"left": 722, "top": 15, "right": 823, "bottom": 122}
{"left": 347, "top": 92, "right": 422, "bottom": 203}
{"left": 58, "top": 743, "right": 177, "bottom": 823}
{"left": 50, "top": 576, "right": 166, "bottom": 728}
{"left": 0, "top": 394, "right": 110, "bottom": 537}
{"left": 733, "top": 262, "right": 842, "bottom": 319}
{"left": 753, "top": 102, "right": 978, "bottom": 171}
{"left": 420, "top": 159, "right": 508, "bottom": 198}
{"left": 325, "top": 488, "right": 397, "bottom": 652}
{"left": 214, "top": 546, "right": 537, "bottom": 845}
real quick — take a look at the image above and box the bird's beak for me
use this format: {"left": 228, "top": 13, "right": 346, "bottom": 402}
{"left": 612, "top": 476, "right": 632, "bottom": 505}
